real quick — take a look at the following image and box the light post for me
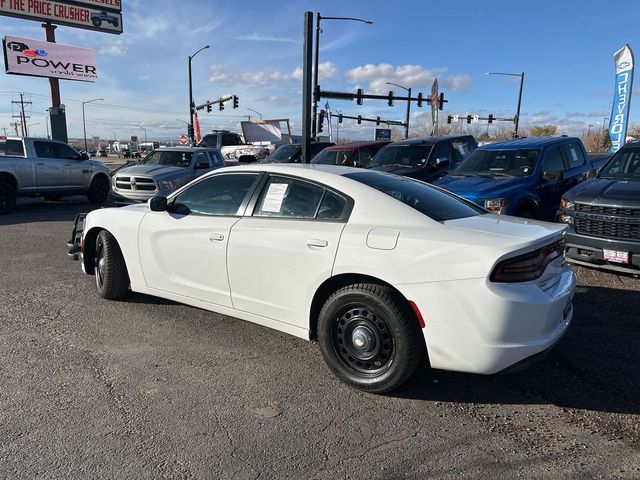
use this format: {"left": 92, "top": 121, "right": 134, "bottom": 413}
{"left": 82, "top": 98, "right": 103, "bottom": 152}
{"left": 44, "top": 110, "right": 50, "bottom": 138}
{"left": 139, "top": 125, "right": 147, "bottom": 145}
{"left": 312, "top": 13, "right": 373, "bottom": 139}
{"left": 386, "top": 81, "right": 411, "bottom": 139}
{"left": 247, "top": 108, "right": 262, "bottom": 120}
{"left": 26, "top": 122, "right": 39, "bottom": 137}
{"left": 188, "top": 45, "right": 210, "bottom": 145}
{"left": 486, "top": 71, "right": 525, "bottom": 137}
{"left": 587, "top": 124, "right": 594, "bottom": 136}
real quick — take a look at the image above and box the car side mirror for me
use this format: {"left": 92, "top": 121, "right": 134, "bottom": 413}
{"left": 80, "top": 152, "right": 90, "bottom": 161}
{"left": 435, "top": 157, "right": 450, "bottom": 168}
{"left": 542, "top": 170, "right": 563, "bottom": 182}
{"left": 194, "top": 162, "right": 210, "bottom": 170}
{"left": 238, "top": 154, "right": 257, "bottom": 163}
{"left": 149, "top": 196, "right": 168, "bottom": 212}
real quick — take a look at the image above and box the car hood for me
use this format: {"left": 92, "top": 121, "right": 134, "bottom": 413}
{"left": 115, "top": 164, "right": 190, "bottom": 178}
{"left": 564, "top": 177, "right": 640, "bottom": 206}
{"left": 369, "top": 165, "right": 423, "bottom": 177}
{"left": 434, "top": 175, "right": 529, "bottom": 199}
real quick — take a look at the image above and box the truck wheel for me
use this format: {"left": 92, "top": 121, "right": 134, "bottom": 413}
{"left": 318, "top": 283, "right": 425, "bottom": 393}
{"left": 0, "top": 181, "right": 16, "bottom": 214}
{"left": 95, "top": 230, "right": 129, "bottom": 299}
{"left": 87, "top": 176, "right": 109, "bottom": 204}
{"left": 113, "top": 19, "right": 119, "bottom": 27}
{"left": 92, "top": 19, "right": 102, "bottom": 27}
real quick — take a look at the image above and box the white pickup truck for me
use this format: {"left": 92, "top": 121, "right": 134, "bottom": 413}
{"left": 0, "top": 137, "right": 111, "bottom": 214}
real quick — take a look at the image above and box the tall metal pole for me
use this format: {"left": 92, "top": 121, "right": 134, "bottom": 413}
{"left": 514, "top": 72, "right": 525, "bottom": 138}
{"left": 188, "top": 55, "right": 194, "bottom": 145}
{"left": 311, "top": 12, "right": 321, "bottom": 140}
{"left": 302, "top": 11, "right": 313, "bottom": 163}
{"left": 405, "top": 87, "right": 411, "bottom": 139}
{"left": 82, "top": 102, "right": 87, "bottom": 152}
{"left": 43, "top": 22, "right": 67, "bottom": 143}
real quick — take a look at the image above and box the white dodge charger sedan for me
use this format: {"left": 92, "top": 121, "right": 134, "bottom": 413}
{"left": 68, "top": 164, "right": 575, "bottom": 392}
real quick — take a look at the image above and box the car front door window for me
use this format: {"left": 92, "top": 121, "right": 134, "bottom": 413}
{"left": 173, "top": 173, "right": 258, "bottom": 216}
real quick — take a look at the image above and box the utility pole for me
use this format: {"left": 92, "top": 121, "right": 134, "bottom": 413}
{"left": 12, "top": 94, "right": 31, "bottom": 137}
{"left": 10, "top": 122, "right": 19, "bottom": 136}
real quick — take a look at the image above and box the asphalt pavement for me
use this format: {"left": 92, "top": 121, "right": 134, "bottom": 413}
{"left": 1, "top": 198, "right": 639, "bottom": 479}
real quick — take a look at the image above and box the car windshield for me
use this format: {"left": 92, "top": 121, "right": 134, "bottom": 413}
{"left": 599, "top": 147, "right": 640, "bottom": 179}
{"left": 345, "top": 171, "right": 483, "bottom": 222}
{"left": 311, "top": 149, "right": 352, "bottom": 165}
{"left": 141, "top": 150, "right": 193, "bottom": 167}
{"left": 370, "top": 145, "right": 433, "bottom": 168}
{"left": 453, "top": 149, "right": 540, "bottom": 177}
{"left": 265, "top": 145, "right": 300, "bottom": 163}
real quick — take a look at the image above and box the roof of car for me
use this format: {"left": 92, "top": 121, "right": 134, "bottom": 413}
{"left": 481, "top": 136, "right": 578, "bottom": 150}
{"left": 389, "top": 135, "right": 474, "bottom": 146}
{"left": 156, "top": 146, "right": 220, "bottom": 151}
{"left": 323, "top": 140, "right": 391, "bottom": 151}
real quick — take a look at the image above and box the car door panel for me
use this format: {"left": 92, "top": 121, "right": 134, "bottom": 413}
{"left": 57, "top": 143, "right": 89, "bottom": 189}
{"left": 33, "top": 140, "right": 63, "bottom": 188}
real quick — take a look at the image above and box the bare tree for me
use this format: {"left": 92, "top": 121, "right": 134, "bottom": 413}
{"left": 529, "top": 125, "right": 558, "bottom": 137}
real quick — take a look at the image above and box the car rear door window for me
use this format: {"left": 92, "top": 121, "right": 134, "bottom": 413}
{"left": 254, "top": 176, "right": 325, "bottom": 218}
{"left": 172, "top": 173, "right": 258, "bottom": 216}
{"left": 561, "top": 142, "right": 586, "bottom": 169}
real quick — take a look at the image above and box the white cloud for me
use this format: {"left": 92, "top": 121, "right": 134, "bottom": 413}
{"left": 234, "top": 33, "right": 298, "bottom": 43}
{"left": 210, "top": 62, "right": 338, "bottom": 86}
{"left": 345, "top": 63, "right": 471, "bottom": 94}
{"left": 290, "top": 62, "right": 338, "bottom": 82}
{"left": 139, "top": 75, "right": 152, "bottom": 81}
{"left": 98, "top": 39, "right": 128, "bottom": 57}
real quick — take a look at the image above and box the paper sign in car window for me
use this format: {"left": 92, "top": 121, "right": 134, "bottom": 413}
{"left": 261, "top": 183, "right": 289, "bottom": 213}
{"left": 570, "top": 148, "right": 579, "bottom": 162}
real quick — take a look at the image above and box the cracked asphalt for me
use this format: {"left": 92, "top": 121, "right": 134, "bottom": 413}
{"left": 1, "top": 198, "right": 639, "bottom": 479}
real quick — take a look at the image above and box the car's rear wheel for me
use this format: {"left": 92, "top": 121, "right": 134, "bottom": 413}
{"left": 92, "top": 19, "right": 101, "bottom": 27}
{"left": 318, "top": 283, "right": 425, "bottom": 393}
{"left": 0, "top": 181, "right": 16, "bottom": 214}
{"left": 95, "top": 230, "right": 129, "bottom": 299}
{"left": 87, "top": 176, "right": 109, "bottom": 204}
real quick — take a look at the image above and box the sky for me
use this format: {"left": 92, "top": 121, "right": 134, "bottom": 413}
{"left": 0, "top": 0, "right": 638, "bottom": 142}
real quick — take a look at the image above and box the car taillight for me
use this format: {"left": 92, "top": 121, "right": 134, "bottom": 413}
{"left": 490, "top": 240, "right": 564, "bottom": 283}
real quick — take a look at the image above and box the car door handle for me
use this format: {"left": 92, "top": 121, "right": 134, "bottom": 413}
{"left": 64, "top": 163, "right": 72, "bottom": 167}
{"left": 36, "top": 162, "right": 45, "bottom": 166}
{"left": 307, "top": 239, "right": 328, "bottom": 248}
{"left": 209, "top": 233, "right": 225, "bottom": 242}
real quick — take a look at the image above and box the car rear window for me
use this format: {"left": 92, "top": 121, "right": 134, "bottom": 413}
{"left": 345, "top": 171, "right": 483, "bottom": 222}
{"left": 0, "top": 139, "right": 25, "bottom": 157}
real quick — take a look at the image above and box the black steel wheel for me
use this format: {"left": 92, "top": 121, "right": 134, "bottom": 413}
{"left": 95, "top": 230, "right": 129, "bottom": 299}
{"left": 87, "top": 176, "right": 109, "bottom": 204}
{"left": 318, "top": 283, "right": 425, "bottom": 393}
{"left": 0, "top": 181, "right": 16, "bottom": 215}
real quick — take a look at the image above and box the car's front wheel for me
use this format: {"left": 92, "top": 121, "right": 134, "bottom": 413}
{"left": 318, "top": 283, "right": 425, "bottom": 393}
{"left": 0, "top": 181, "right": 16, "bottom": 214}
{"left": 94, "top": 230, "right": 129, "bottom": 299}
{"left": 87, "top": 176, "right": 109, "bottom": 204}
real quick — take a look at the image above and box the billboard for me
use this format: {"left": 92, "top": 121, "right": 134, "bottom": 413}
{"left": 609, "top": 44, "right": 634, "bottom": 153}
{"left": 241, "top": 120, "right": 284, "bottom": 143}
{"left": 69, "top": 0, "right": 121, "bottom": 12}
{"left": 3, "top": 35, "right": 96, "bottom": 82}
{"left": 0, "top": 0, "right": 123, "bottom": 34}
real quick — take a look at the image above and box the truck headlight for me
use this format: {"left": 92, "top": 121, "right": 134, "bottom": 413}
{"left": 560, "top": 198, "right": 574, "bottom": 211}
{"left": 484, "top": 198, "right": 507, "bottom": 214}
{"left": 158, "top": 180, "right": 179, "bottom": 191}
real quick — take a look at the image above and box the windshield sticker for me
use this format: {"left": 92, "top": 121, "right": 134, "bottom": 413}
{"left": 261, "top": 183, "right": 289, "bottom": 213}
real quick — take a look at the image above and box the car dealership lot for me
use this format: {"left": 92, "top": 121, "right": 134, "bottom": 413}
{"left": 1, "top": 199, "right": 639, "bottom": 479}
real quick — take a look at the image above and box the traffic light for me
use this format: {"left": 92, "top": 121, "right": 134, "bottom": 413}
{"left": 206, "top": 101, "right": 212, "bottom": 113}
{"left": 447, "top": 115, "right": 452, "bottom": 124}
{"left": 357, "top": 115, "right": 362, "bottom": 125}
{"left": 219, "top": 100, "right": 224, "bottom": 111}
{"left": 356, "top": 88, "right": 364, "bottom": 105}
{"left": 233, "top": 95, "right": 239, "bottom": 109}
{"left": 416, "top": 92, "right": 423, "bottom": 107}
{"left": 338, "top": 113, "right": 343, "bottom": 124}
{"left": 466, "top": 115, "right": 472, "bottom": 124}
{"left": 376, "top": 116, "right": 381, "bottom": 125}
{"left": 187, "top": 124, "right": 194, "bottom": 138}
{"left": 318, "top": 110, "right": 325, "bottom": 133}
{"left": 488, "top": 114, "right": 494, "bottom": 124}
{"left": 438, "top": 93, "right": 445, "bottom": 111}
{"left": 387, "top": 91, "right": 394, "bottom": 107}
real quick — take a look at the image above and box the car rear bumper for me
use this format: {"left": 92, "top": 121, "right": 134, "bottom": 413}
{"left": 396, "top": 264, "right": 575, "bottom": 375}
{"left": 564, "top": 229, "right": 640, "bottom": 274}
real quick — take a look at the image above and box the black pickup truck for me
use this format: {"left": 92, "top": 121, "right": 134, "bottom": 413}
{"left": 559, "top": 141, "right": 640, "bottom": 274}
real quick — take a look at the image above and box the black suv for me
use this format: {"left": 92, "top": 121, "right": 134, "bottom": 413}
{"left": 368, "top": 135, "right": 478, "bottom": 183}
{"left": 559, "top": 141, "right": 640, "bottom": 274}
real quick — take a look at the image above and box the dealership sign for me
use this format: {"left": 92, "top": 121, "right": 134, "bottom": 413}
{"left": 0, "top": 0, "right": 123, "bottom": 34}
{"left": 3, "top": 35, "right": 96, "bottom": 82}
{"left": 609, "top": 44, "right": 634, "bottom": 153}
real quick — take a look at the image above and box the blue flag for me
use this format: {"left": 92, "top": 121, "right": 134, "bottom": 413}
{"left": 609, "top": 45, "right": 634, "bottom": 153}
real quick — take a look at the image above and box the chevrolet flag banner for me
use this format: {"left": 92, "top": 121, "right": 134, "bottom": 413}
{"left": 609, "top": 44, "right": 634, "bottom": 153}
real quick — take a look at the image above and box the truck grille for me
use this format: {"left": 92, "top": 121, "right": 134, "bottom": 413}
{"left": 574, "top": 203, "right": 640, "bottom": 217}
{"left": 575, "top": 218, "right": 640, "bottom": 240}
{"left": 114, "top": 176, "right": 156, "bottom": 192}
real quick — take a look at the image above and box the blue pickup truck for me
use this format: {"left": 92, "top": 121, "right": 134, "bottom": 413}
{"left": 434, "top": 137, "right": 609, "bottom": 220}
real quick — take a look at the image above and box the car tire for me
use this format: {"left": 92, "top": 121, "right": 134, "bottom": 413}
{"left": 318, "top": 283, "right": 425, "bottom": 393}
{"left": 87, "top": 176, "right": 109, "bottom": 204}
{"left": 516, "top": 208, "right": 534, "bottom": 219}
{"left": 0, "top": 181, "right": 16, "bottom": 215}
{"left": 113, "top": 19, "right": 119, "bottom": 27}
{"left": 92, "top": 19, "right": 101, "bottom": 27}
{"left": 94, "top": 230, "right": 129, "bottom": 299}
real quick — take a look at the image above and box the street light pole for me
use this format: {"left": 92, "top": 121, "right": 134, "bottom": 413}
{"left": 188, "top": 45, "right": 210, "bottom": 145}
{"left": 312, "top": 13, "right": 373, "bottom": 140}
{"left": 486, "top": 71, "right": 525, "bottom": 138}
{"left": 82, "top": 98, "right": 103, "bottom": 152}
{"left": 247, "top": 108, "right": 262, "bottom": 120}
{"left": 386, "top": 82, "right": 411, "bottom": 139}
